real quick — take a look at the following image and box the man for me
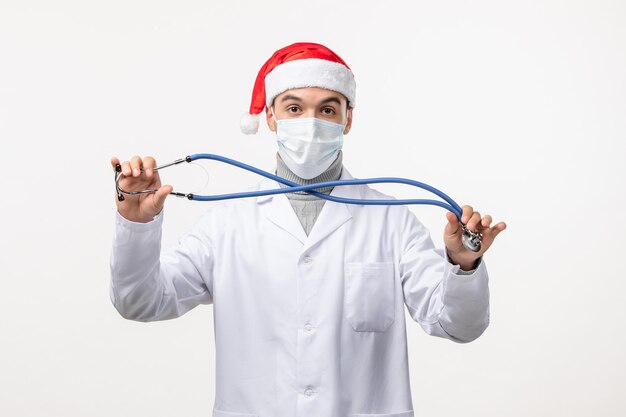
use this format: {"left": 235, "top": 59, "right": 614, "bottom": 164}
{"left": 109, "top": 42, "right": 506, "bottom": 417}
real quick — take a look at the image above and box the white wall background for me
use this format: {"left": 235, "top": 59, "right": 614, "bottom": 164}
{"left": 1, "top": 1, "right": 624, "bottom": 416}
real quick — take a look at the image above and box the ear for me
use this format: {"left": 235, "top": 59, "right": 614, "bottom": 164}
{"left": 265, "top": 105, "right": 277, "bottom": 132}
{"left": 343, "top": 108, "right": 353, "bottom": 135}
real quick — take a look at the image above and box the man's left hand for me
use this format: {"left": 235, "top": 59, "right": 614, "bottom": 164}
{"left": 444, "top": 205, "right": 507, "bottom": 271}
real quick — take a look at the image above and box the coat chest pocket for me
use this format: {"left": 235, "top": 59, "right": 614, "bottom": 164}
{"left": 344, "top": 262, "right": 396, "bottom": 332}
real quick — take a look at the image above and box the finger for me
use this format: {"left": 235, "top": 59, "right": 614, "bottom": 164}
{"left": 445, "top": 211, "right": 461, "bottom": 235}
{"left": 481, "top": 214, "right": 493, "bottom": 229}
{"left": 461, "top": 205, "right": 474, "bottom": 224}
{"left": 130, "top": 155, "right": 143, "bottom": 177}
{"left": 121, "top": 160, "right": 132, "bottom": 176}
{"left": 153, "top": 184, "right": 173, "bottom": 211}
{"left": 489, "top": 222, "right": 507, "bottom": 239}
{"left": 467, "top": 211, "right": 481, "bottom": 232}
{"left": 143, "top": 156, "right": 156, "bottom": 177}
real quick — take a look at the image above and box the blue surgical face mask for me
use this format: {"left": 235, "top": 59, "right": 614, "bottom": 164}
{"left": 273, "top": 113, "right": 345, "bottom": 179}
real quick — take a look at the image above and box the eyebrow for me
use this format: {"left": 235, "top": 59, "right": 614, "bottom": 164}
{"left": 279, "top": 94, "right": 303, "bottom": 103}
{"left": 278, "top": 95, "right": 344, "bottom": 106}
{"left": 319, "top": 97, "right": 343, "bottom": 106}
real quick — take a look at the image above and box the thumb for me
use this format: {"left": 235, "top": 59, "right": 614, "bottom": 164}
{"left": 445, "top": 211, "right": 461, "bottom": 236}
{"left": 153, "top": 184, "right": 173, "bottom": 211}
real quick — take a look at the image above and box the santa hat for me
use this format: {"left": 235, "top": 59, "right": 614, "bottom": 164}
{"left": 240, "top": 42, "right": 356, "bottom": 135}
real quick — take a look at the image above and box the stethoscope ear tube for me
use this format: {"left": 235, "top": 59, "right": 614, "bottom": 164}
{"left": 114, "top": 164, "right": 125, "bottom": 202}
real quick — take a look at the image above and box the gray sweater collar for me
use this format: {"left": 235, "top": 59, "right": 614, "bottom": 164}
{"left": 275, "top": 150, "right": 344, "bottom": 197}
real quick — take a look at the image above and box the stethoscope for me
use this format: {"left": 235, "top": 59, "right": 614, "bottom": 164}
{"left": 114, "top": 153, "right": 483, "bottom": 252}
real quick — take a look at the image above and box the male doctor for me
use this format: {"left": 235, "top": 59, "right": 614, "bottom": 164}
{"left": 109, "top": 42, "right": 506, "bottom": 417}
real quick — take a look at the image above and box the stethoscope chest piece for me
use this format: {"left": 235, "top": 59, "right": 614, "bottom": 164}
{"left": 461, "top": 225, "right": 482, "bottom": 252}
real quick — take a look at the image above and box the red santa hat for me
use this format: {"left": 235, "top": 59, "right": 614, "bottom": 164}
{"left": 240, "top": 42, "right": 356, "bottom": 135}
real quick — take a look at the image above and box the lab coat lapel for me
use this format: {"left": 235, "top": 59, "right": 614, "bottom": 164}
{"left": 257, "top": 167, "right": 359, "bottom": 248}
{"left": 302, "top": 167, "right": 357, "bottom": 252}
{"left": 260, "top": 179, "right": 308, "bottom": 245}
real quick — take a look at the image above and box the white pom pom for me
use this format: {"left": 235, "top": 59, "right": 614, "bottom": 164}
{"left": 240, "top": 113, "right": 260, "bottom": 135}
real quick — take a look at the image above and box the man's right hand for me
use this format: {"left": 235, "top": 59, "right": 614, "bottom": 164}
{"left": 111, "top": 155, "right": 173, "bottom": 223}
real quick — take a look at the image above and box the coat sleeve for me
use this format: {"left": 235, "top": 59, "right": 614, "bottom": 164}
{"left": 399, "top": 209, "right": 490, "bottom": 343}
{"left": 109, "top": 208, "right": 215, "bottom": 322}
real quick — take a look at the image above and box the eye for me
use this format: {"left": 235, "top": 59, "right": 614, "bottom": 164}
{"left": 287, "top": 106, "right": 300, "bottom": 114}
{"left": 321, "top": 107, "right": 336, "bottom": 115}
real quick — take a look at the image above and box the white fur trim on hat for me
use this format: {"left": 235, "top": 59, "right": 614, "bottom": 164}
{"left": 265, "top": 58, "right": 356, "bottom": 108}
{"left": 240, "top": 112, "right": 260, "bottom": 135}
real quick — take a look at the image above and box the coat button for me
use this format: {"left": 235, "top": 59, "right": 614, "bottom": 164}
{"left": 304, "top": 323, "right": 315, "bottom": 333}
{"left": 304, "top": 387, "right": 315, "bottom": 397}
{"left": 303, "top": 255, "right": 313, "bottom": 264}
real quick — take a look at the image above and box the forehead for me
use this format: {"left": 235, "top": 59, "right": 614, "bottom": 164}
{"left": 274, "top": 87, "right": 347, "bottom": 105}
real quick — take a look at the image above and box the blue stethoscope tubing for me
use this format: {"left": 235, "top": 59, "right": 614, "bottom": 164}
{"left": 185, "top": 153, "right": 464, "bottom": 220}
{"left": 114, "top": 153, "right": 482, "bottom": 251}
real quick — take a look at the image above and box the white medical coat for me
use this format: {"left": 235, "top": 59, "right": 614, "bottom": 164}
{"left": 109, "top": 167, "right": 490, "bottom": 417}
